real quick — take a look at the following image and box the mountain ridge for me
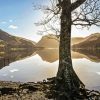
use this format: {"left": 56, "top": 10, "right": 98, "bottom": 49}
{"left": 36, "top": 33, "right": 100, "bottom": 48}
{"left": 72, "top": 33, "right": 100, "bottom": 48}
{"left": 0, "top": 29, "right": 36, "bottom": 52}
{"left": 36, "top": 34, "right": 82, "bottom": 48}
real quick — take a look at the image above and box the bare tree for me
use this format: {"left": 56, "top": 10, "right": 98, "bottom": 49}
{"left": 35, "top": 0, "right": 100, "bottom": 99}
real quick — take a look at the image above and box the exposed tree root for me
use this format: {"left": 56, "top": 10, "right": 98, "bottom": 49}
{"left": 45, "top": 77, "right": 100, "bottom": 100}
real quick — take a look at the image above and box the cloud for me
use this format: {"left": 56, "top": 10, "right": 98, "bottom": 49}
{"left": 9, "top": 20, "right": 13, "bottom": 22}
{"left": 10, "top": 69, "right": 19, "bottom": 73}
{"left": 1, "top": 21, "right": 7, "bottom": 24}
{"left": 0, "top": 20, "right": 13, "bottom": 24}
{"left": 8, "top": 25, "right": 18, "bottom": 29}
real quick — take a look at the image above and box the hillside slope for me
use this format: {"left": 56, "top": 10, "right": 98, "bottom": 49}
{"left": 71, "top": 37, "right": 84, "bottom": 45}
{"left": 0, "top": 29, "right": 36, "bottom": 51}
{"left": 36, "top": 34, "right": 59, "bottom": 48}
{"left": 72, "top": 33, "right": 100, "bottom": 48}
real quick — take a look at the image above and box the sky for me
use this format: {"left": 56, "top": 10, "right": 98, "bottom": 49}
{"left": 0, "top": 0, "right": 100, "bottom": 42}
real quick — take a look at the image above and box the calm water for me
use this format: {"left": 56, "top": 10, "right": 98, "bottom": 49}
{"left": 0, "top": 48, "right": 100, "bottom": 90}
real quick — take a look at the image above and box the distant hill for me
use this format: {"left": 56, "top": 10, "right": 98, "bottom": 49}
{"left": 36, "top": 34, "right": 86, "bottom": 48}
{"left": 36, "top": 34, "right": 59, "bottom": 48}
{"left": 71, "top": 37, "right": 84, "bottom": 45}
{"left": 0, "top": 29, "right": 36, "bottom": 52}
{"left": 72, "top": 33, "right": 100, "bottom": 48}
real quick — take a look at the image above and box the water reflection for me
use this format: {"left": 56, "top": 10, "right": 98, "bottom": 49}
{"left": 0, "top": 48, "right": 100, "bottom": 70}
{"left": 0, "top": 48, "right": 100, "bottom": 90}
{"left": 73, "top": 59, "right": 100, "bottom": 90}
{"left": 0, "top": 49, "right": 59, "bottom": 82}
{"left": 36, "top": 48, "right": 59, "bottom": 63}
{"left": 36, "top": 48, "right": 100, "bottom": 63}
{"left": 72, "top": 49, "right": 100, "bottom": 63}
{"left": 0, "top": 49, "right": 36, "bottom": 69}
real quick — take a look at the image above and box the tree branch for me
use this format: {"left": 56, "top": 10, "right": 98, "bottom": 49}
{"left": 71, "top": 0, "right": 86, "bottom": 11}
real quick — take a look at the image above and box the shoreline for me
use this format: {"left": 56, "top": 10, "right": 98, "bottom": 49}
{"left": 1, "top": 79, "right": 100, "bottom": 100}
{"left": 0, "top": 80, "right": 53, "bottom": 100}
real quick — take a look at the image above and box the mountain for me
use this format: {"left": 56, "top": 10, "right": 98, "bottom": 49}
{"left": 71, "top": 37, "right": 84, "bottom": 45}
{"left": 72, "top": 33, "right": 100, "bottom": 48}
{"left": 36, "top": 34, "right": 85, "bottom": 48}
{"left": 0, "top": 29, "right": 36, "bottom": 51}
{"left": 36, "top": 34, "right": 59, "bottom": 48}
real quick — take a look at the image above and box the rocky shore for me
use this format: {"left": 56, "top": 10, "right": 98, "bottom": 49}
{"left": 0, "top": 80, "right": 53, "bottom": 100}
{"left": 1, "top": 78, "right": 100, "bottom": 100}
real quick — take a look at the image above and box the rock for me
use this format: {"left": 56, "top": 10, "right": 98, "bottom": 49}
{"left": 0, "top": 87, "right": 16, "bottom": 95}
{"left": 19, "top": 83, "right": 38, "bottom": 92}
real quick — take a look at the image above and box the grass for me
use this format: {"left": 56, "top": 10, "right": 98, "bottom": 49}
{"left": 11, "top": 48, "right": 26, "bottom": 51}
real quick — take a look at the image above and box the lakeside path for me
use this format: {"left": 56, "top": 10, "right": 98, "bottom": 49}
{"left": 0, "top": 80, "right": 53, "bottom": 100}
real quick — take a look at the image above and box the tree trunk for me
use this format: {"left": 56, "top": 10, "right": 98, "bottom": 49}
{"left": 56, "top": 0, "right": 84, "bottom": 99}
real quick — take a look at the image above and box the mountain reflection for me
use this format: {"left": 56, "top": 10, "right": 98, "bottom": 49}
{"left": 0, "top": 49, "right": 35, "bottom": 69}
{"left": 36, "top": 48, "right": 59, "bottom": 63}
{"left": 0, "top": 48, "right": 100, "bottom": 69}
{"left": 36, "top": 48, "right": 100, "bottom": 63}
{"left": 72, "top": 49, "right": 100, "bottom": 63}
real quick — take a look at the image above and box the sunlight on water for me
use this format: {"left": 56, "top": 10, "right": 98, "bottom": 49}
{"left": 0, "top": 54, "right": 58, "bottom": 82}
{"left": 96, "top": 72, "right": 100, "bottom": 75}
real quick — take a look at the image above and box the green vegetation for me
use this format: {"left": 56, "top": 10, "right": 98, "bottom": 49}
{"left": 11, "top": 48, "right": 27, "bottom": 51}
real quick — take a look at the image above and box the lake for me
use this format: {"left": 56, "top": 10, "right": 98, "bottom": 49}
{"left": 0, "top": 48, "right": 100, "bottom": 90}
